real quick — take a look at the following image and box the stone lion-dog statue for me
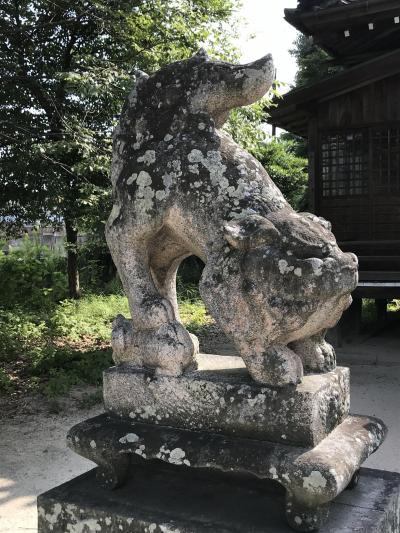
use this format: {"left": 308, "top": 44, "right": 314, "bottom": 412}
{"left": 105, "top": 50, "right": 358, "bottom": 387}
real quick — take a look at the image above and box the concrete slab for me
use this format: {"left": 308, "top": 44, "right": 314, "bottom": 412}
{"left": 37, "top": 464, "right": 400, "bottom": 532}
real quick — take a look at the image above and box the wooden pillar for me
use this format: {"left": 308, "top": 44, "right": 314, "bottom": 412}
{"left": 307, "top": 116, "right": 318, "bottom": 214}
{"left": 375, "top": 299, "right": 387, "bottom": 324}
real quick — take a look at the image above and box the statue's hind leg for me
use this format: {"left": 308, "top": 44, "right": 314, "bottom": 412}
{"left": 106, "top": 224, "right": 197, "bottom": 375}
{"left": 289, "top": 331, "right": 336, "bottom": 373}
{"left": 200, "top": 257, "right": 303, "bottom": 387}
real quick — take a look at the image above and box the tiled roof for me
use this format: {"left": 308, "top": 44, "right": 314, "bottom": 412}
{"left": 298, "top": 0, "right": 363, "bottom": 10}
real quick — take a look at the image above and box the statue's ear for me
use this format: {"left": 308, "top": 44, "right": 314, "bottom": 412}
{"left": 194, "top": 47, "right": 209, "bottom": 60}
{"left": 224, "top": 215, "right": 280, "bottom": 251}
{"left": 133, "top": 69, "right": 149, "bottom": 83}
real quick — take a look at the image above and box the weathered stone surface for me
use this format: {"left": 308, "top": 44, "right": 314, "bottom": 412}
{"left": 37, "top": 465, "right": 400, "bottom": 532}
{"left": 105, "top": 49, "right": 359, "bottom": 387}
{"left": 103, "top": 355, "right": 350, "bottom": 446}
{"left": 66, "top": 412, "right": 386, "bottom": 531}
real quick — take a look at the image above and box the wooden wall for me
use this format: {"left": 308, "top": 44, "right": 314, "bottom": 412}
{"left": 317, "top": 73, "right": 400, "bottom": 129}
{"left": 313, "top": 74, "right": 400, "bottom": 251}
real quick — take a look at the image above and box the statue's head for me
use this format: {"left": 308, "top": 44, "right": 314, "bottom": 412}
{"left": 120, "top": 50, "right": 275, "bottom": 135}
{"left": 221, "top": 210, "right": 359, "bottom": 342}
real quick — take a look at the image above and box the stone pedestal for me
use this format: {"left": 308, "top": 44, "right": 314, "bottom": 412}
{"left": 38, "top": 465, "right": 400, "bottom": 532}
{"left": 38, "top": 356, "right": 389, "bottom": 532}
{"left": 64, "top": 410, "right": 385, "bottom": 531}
{"left": 103, "top": 355, "right": 350, "bottom": 447}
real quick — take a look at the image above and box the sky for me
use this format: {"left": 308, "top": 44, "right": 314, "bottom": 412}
{"left": 237, "top": 0, "right": 299, "bottom": 90}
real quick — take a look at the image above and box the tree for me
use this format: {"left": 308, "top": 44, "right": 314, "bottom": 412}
{"left": 225, "top": 98, "right": 308, "bottom": 211}
{"left": 0, "top": 0, "right": 238, "bottom": 298}
{"left": 289, "top": 34, "right": 342, "bottom": 88}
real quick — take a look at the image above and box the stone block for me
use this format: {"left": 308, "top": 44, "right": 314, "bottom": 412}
{"left": 66, "top": 411, "right": 386, "bottom": 531}
{"left": 104, "top": 354, "right": 350, "bottom": 447}
{"left": 38, "top": 465, "right": 400, "bottom": 532}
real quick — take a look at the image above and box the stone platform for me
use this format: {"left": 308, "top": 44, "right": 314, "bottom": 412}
{"left": 38, "top": 464, "right": 400, "bottom": 532}
{"left": 66, "top": 412, "right": 386, "bottom": 531}
{"left": 103, "top": 354, "right": 350, "bottom": 446}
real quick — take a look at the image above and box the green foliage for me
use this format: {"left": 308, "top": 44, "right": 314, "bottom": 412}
{"left": 179, "top": 299, "right": 213, "bottom": 334}
{"left": 40, "top": 349, "right": 113, "bottom": 397}
{"left": 0, "top": 0, "right": 239, "bottom": 232}
{"left": 261, "top": 139, "right": 308, "bottom": 211}
{"left": 290, "top": 34, "right": 342, "bottom": 88}
{"left": 0, "top": 368, "right": 14, "bottom": 392}
{"left": 51, "top": 294, "right": 130, "bottom": 341}
{"left": 225, "top": 99, "right": 271, "bottom": 158}
{"left": 0, "top": 235, "right": 67, "bottom": 311}
{"left": 0, "top": 0, "right": 239, "bottom": 296}
{"left": 77, "top": 236, "right": 117, "bottom": 293}
{"left": 388, "top": 299, "right": 400, "bottom": 313}
{"left": 0, "top": 287, "right": 212, "bottom": 397}
{"left": 362, "top": 299, "right": 377, "bottom": 324}
{"left": 0, "top": 308, "right": 47, "bottom": 361}
{"left": 226, "top": 100, "right": 308, "bottom": 210}
{"left": 176, "top": 275, "right": 213, "bottom": 334}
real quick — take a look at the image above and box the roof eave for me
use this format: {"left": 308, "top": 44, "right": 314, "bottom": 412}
{"left": 268, "top": 48, "right": 400, "bottom": 136}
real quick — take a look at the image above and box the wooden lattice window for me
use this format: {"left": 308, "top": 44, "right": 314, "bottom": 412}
{"left": 321, "top": 131, "right": 368, "bottom": 197}
{"left": 371, "top": 127, "right": 400, "bottom": 194}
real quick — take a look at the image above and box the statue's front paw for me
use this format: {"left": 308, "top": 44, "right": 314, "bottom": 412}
{"left": 289, "top": 335, "right": 336, "bottom": 373}
{"left": 111, "top": 314, "right": 134, "bottom": 363}
{"left": 153, "top": 321, "right": 198, "bottom": 376}
{"left": 320, "top": 340, "right": 336, "bottom": 371}
{"left": 243, "top": 345, "right": 304, "bottom": 387}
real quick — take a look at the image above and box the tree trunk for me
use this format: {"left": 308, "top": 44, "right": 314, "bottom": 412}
{"left": 65, "top": 218, "right": 80, "bottom": 299}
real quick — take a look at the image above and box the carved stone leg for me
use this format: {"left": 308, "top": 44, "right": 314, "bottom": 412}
{"left": 95, "top": 454, "right": 130, "bottom": 490}
{"left": 111, "top": 315, "right": 198, "bottom": 375}
{"left": 242, "top": 345, "right": 303, "bottom": 387}
{"left": 346, "top": 468, "right": 361, "bottom": 490}
{"left": 290, "top": 331, "right": 336, "bottom": 373}
{"left": 106, "top": 227, "right": 176, "bottom": 330}
{"left": 285, "top": 493, "right": 330, "bottom": 532}
{"left": 106, "top": 229, "right": 197, "bottom": 374}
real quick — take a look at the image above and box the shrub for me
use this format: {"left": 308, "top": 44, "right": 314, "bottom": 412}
{"left": 0, "top": 368, "right": 14, "bottom": 392}
{"left": 0, "top": 235, "right": 67, "bottom": 311}
{"left": 0, "top": 308, "right": 48, "bottom": 361}
{"left": 50, "top": 294, "right": 130, "bottom": 340}
{"left": 40, "top": 348, "right": 113, "bottom": 397}
{"left": 78, "top": 236, "right": 116, "bottom": 293}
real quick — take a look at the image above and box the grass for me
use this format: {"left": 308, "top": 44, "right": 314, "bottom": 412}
{"left": 1, "top": 269, "right": 398, "bottom": 399}
{"left": 0, "top": 288, "right": 213, "bottom": 397}
{"left": 362, "top": 298, "right": 400, "bottom": 324}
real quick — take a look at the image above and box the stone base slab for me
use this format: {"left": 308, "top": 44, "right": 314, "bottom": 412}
{"left": 38, "top": 465, "right": 400, "bottom": 532}
{"left": 103, "top": 355, "right": 350, "bottom": 447}
{"left": 66, "top": 412, "right": 386, "bottom": 531}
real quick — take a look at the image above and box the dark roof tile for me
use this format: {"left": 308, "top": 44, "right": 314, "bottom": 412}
{"left": 298, "top": 0, "right": 363, "bottom": 10}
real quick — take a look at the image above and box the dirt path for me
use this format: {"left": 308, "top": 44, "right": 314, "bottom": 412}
{"left": 1, "top": 331, "right": 399, "bottom": 532}
{"left": 0, "top": 399, "right": 103, "bottom": 532}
